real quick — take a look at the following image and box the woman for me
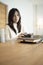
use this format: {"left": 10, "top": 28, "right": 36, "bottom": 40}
{"left": 5, "top": 8, "right": 24, "bottom": 41}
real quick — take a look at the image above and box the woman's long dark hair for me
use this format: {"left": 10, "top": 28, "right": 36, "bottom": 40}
{"left": 8, "top": 8, "right": 21, "bottom": 34}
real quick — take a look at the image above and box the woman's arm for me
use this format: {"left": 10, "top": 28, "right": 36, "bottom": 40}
{"left": 5, "top": 25, "right": 11, "bottom": 41}
{"left": 5, "top": 25, "right": 20, "bottom": 41}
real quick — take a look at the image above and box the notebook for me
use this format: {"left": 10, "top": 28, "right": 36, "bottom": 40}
{"left": 18, "top": 34, "right": 42, "bottom": 43}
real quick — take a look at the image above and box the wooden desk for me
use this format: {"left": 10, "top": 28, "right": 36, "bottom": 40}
{"left": 0, "top": 40, "right": 43, "bottom": 65}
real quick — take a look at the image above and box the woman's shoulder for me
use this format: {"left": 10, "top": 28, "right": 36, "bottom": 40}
{"left": 5, "top": 24, "right": 13, "bottom": 33}
{"left": 5, "top": 25, "right": 10, "bottom": 29}
{"left": 5, "top": 25, "right": 12, "bottom": 33}
{"left": 6, "top": 24, "right": 9, "bottom": 27}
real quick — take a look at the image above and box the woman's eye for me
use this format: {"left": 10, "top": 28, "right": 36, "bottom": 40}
{"left": 14, "top": 15, "right": 19, "bottom": 17}
{"left": 17, "top": 13, "right": 19, "bottom": 16}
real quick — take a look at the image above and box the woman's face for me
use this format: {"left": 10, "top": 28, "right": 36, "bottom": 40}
{"left": 13, "top": 11, "right": 20, "bottom": 23}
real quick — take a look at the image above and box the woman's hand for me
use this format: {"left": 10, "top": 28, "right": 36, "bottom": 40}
{"left": 18, "top": 33, "right": 24, "bottom": 38}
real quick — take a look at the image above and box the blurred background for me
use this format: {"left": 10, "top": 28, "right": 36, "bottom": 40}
{"left": 0, "top": 0, "right": 43, "bottom": 42}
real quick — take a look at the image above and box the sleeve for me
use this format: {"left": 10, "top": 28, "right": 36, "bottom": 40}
{"left": 5, "top": 25, "right": 11, "bottom": 41}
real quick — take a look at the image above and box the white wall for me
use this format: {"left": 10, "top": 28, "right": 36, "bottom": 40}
{"left": 33, "top": 0, "right": 43, "bottom": 35}
{"left": 36, "top": 4, "right": 43, "bottom": 35}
